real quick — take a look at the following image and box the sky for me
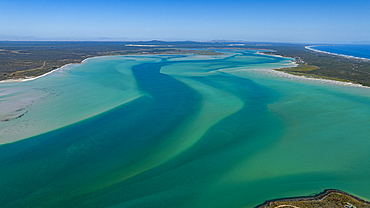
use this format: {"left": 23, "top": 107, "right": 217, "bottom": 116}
{"left": 1, "top": 0, "right": 370, "bottom": 43}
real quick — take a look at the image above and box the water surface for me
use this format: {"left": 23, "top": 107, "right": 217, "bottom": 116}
{"left": 311, "top": 45, "right": 370, "bottom": 60}
{"left": 1, "top": 50, "right": 370, "bottom": 207}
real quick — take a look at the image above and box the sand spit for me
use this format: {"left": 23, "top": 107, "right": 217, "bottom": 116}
{"left": 0, "top": 55, "right": 116, "bottom": 83}
{"left": 257, "top": 51, "right": 370, "bottom": 89}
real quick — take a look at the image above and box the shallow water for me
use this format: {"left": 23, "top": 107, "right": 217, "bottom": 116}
{"left": 1, "top": 50, "right": 370, "bottom": 207}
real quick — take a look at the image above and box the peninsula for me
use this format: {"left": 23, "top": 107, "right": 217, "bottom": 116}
{"left": 257, "top": 190, "right": 370, "bottom": 208}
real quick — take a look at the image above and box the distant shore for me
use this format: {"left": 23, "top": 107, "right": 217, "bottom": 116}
{"left": 2, "top": 50, "right": 369, "bottom": 90}
{"left": 1, "top": 51, "right": 295, "bottom": 84}
{"left": 0, "top": 56, "right": 116, "bottom": 83}
{"left": 256, "top": 51, "right": 287, "bottom": 58}
{"left": 305, "top": 45, "right": 370, "bottom": 61}
{"left": 0, "top": 54, "right": 138, "bottom": 83}
{"left": 0, "top": 50, "right": 222, "bottom": 83}
{"left": 256, "top": 51, "right": 370, "bottom": 89}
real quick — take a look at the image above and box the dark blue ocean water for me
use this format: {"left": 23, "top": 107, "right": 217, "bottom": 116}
{"left": 311, "top": 45, "right": 370, "bottom": 60}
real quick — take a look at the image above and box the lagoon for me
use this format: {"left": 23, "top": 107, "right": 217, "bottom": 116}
{"left": 1, "top": 50, "right": 370, "bottom": 207}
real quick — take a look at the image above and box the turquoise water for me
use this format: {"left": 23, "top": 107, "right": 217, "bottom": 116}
{"left": 1, "top": 50, "right": 370, "bottom": 207}
{"left": 311, "top": 45, "right": 370, "bottom": 60}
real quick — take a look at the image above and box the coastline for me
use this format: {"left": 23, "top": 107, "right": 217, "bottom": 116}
{"left": 0, "top": 52, "right": 221, "bottom": 83}
{"left": 0, "top": 55, "right": 119, "bottom": 83}
{"left": 0, "top": 50, "right": 270, "bottom": 83}
{"left": 256, "top": 189, "right": 370, "bottom": 208}
{"left": 305, "top": 45, "right": 370, "bottom": 61}
{"left": 0, "top": 52, "right": 192, "bottom": 83}
{"left": 256, "top": 51, "right": 370, "bottom": 89}
{"left": 0, "top": 53, "right": 146, "bottom": 145}
{"left": 0, "top": 64, "right": 73, "bottom": 83}
{"left": 3, "top": 46, "right": 370, "bottom": 207}
{"left": 272, "top": 67, "right": 369, "bottom": 88}
{"left": 256, "top": 51, "right": 286, "bottom": 58}
{"left": 2, "top": 50, "right": 369, "bottom": 90}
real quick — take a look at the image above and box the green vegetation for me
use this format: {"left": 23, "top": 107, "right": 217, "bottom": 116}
{"left": 180, "top": 49, "right": 223, "bottom": 55}
{"left": 0, "top": 41, "right": 227, "bottom": 80}
{"left": 264, "top": 44, "right": 370, "bottom": 86}
{"left": 279, "top": 64, "right": 318, "bottom": 72}
{"left": 0, "top": 41, "right": 176, "bottom": 80}
{"left": 1, "top": 41, "right": 370, "bottom": 85}
{"left": 257, "top": 190, "right": 370, "bottom": 208}
{"left": 276, "top": 64, "right": 351, "bottom": 82}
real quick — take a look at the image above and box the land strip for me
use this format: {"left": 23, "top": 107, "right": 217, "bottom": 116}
{"left": 1, "top": 41, "right": 370, "bottom": 86}
{"left": 262, "top": 44, "right": 370, "bottom": 86}
{"left": 0, "top": 41, "right": 223, "bottom": 81}
{"left": 256, "top": 189, "right": 370, "bottom": 208}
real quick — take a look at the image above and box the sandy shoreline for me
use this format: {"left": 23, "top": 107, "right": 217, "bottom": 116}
{"left": 2, "top": 51, "right": 369, "bottom": 90}
{"left": 0, "top": 50, "right": 270, "bottom": 84}
{"left": 257, "top": 50, "right": 370, "bottom": 89}
{"left": 0, "top": 53, "right": 185, "bottom": 84}
{"left": 0, "top": 64, "right": 72, "bottom": 83}
{"left": 305, "top": 45, "right": 370, "bottom": 61}
{"left": 256, "top": 189, "right": 370, "bottom": 208}
{"left": 0, "top": 55, "right": 115, "bottom": 83}
{"left": 271, "top": 67, "right": 369, "bottom": 88}
{"left": 256, "top": 51, "right": 286, "bottom": 58}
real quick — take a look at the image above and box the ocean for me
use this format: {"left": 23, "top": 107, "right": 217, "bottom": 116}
{"left": 1, "top": 50, "right": 370, "bottom": 207}
{"left": 310, "top": 44, "right": 370, "bottom": 60}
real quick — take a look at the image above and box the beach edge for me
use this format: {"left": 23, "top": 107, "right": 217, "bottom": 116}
{"left": 255, "top": 189, "right": 370, "bottom": 208}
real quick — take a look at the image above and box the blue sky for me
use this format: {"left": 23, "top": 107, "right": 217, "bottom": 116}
{"left": 1, "top": 0, "right": 370, "bottom": 43}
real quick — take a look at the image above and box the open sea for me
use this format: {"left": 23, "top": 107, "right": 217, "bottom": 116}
{"left": 310, "top": 45, "right": 370, "bottom": 60}
{"left": 1, "top": 50, "right": 370, "bottom": 207}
